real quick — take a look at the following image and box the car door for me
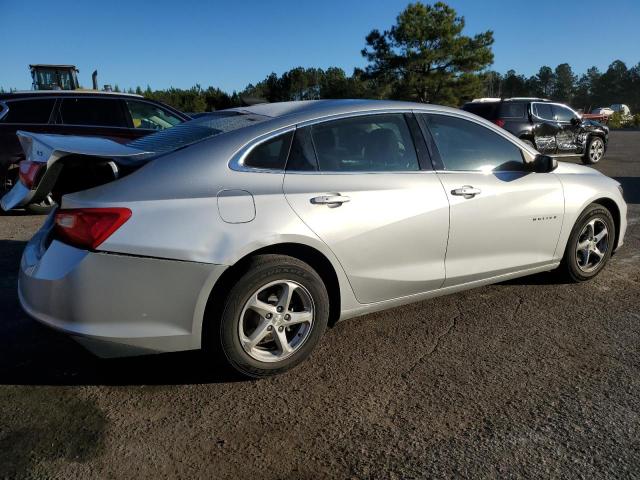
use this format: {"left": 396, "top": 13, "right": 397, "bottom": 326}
{"left": 419, "top": 112, "right": 564, "bottom": 287}
{"left": 551, "top": 104, "right": 581, "bottom": 154}
{"left": 530, "top": 102, "right": 560, "bottom": 154}
{"left": 283, "top": 112, "right": 450, "bottom": 304}
{"left": 51, "top": 96, "right": 143, "bottom": 144}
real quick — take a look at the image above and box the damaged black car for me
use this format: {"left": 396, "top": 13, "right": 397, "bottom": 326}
{"left": 462, "top": 98, "right": 609, "bottom": 164}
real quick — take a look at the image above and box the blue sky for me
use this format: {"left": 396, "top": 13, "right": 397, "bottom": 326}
{"left": 1, "top": 0, "right": 639, "bottom": 92}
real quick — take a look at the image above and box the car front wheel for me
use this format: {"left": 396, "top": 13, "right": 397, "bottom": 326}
{"left": 560, "top": 204, "right": 615, "bottom": 282}
{"left": 582, "top": 136, "right": 605, "bottom": 164}
{"left": 214, "top": 254, "right": 329, "bottom": 378}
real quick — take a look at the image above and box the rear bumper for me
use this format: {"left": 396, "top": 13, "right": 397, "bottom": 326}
{"left": 19, "top": 226, "right": 227, "bottom": 358}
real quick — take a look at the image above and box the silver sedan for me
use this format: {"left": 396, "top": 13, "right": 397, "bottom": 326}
{"left": 11, "top": 100, "right": 627, "bottom": 377}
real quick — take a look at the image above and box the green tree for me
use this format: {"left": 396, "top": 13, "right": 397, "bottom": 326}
{"left": 482, "top": 71, "right": 502, "bottom": 98}
{"left": 533, "top": 66, "right": 555, "bottom": 97}
{"left": 628, "top": 63, "right": 640, "bottom": 113}
{"left": 361, "top": 1, "right": 494, "bottom": 105}
{"left": 501, "top": 70, "right": 529, "bottom": 98}
{"left": 593, "top": 60, "right": 630, "bottom": 108}
{"left": 551, "top": 63, "right": 576, "bottom": 102}
{"left": 573, "top": 66, "right": 600, "bottom": 111}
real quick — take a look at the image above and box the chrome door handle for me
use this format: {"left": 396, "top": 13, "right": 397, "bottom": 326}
{"left": 310, "top": 195, "right": 351, "bottom": 205}
{"left": 451, "top": 186, "right": 481, "bottom": 197}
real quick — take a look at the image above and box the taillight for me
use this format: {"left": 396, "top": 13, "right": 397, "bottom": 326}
{"left": 19, "top": 160, "right": 44, "bottom": 189}
{"left": 493, "top": 119, "right": 506, "bottom": 128}
{"left": 54, "top": 208, "right": 132, "bottom": 249}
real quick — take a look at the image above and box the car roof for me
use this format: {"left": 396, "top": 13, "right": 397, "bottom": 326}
{"left": 0, "top": 90, "right": 144, "bottom": 101}
{"left": 227, "top": 99, "right": 463, "bottom": 124}
{"left": 465, "top": 97, "right": 550, "bottom": 105}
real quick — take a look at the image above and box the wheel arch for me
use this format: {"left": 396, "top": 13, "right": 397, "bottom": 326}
{"left": 592, "top": 197, "right": 621, "bottom": 251}
{"left": 201, "top": 242, "right": 343, "bottom": 349}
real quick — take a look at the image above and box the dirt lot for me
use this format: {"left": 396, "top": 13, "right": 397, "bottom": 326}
{"left": 0, "top": 132, "right": 638, "bottom": 479}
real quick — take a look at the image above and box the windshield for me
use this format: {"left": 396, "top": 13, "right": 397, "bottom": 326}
{"left": 127, "top": 111, "right": 270, "bottom": 154}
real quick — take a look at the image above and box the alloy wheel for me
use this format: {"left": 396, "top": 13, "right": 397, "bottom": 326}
{"left": 575, "top": 217, "right": 609, "bottom": 273}
{"left": 238, "top": 280, "right": 315, "bottom": 362}
{"left": 589, "top": 138, "right": 604, "bottom": 163}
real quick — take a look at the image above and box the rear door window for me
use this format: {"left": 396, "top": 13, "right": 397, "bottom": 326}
{"left": 310, "top": 114, "right": 419, "bottom": 172}
{"left": 286, "top": 127, "right": 318, "bottom": 171}
{"left": 59, "top": 97, "right": 128, "bottom": 127}
{"left": 1, "top": 99, "right": 55, "bottom": 123}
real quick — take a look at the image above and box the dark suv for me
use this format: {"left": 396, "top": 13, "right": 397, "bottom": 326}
{"left": 0, "top": 91, "right": 190, "bottom": 212}
{"left": 462, "top": 98, "right": 609, "bottom": 165}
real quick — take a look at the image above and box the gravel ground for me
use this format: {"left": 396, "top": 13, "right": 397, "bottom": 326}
{"left": 0, "top": 132, "right": 638, "bottom": 479}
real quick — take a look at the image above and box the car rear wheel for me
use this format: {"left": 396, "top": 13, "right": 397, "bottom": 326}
{"left": 582, "top": 136, "right": 605, "bottom": 165}
{"left": 559, "top": 204, "right": 615, "bottom": 282}
{"left": 214, "top": 254, "right": 329, "bottom": 378}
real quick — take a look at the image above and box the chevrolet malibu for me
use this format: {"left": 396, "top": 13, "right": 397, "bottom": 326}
{"left": 8, "top": 100, "right": 627, "bottom": 377}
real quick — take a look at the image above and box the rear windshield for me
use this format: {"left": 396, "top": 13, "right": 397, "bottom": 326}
{"left": 126, "top": 112, "right": 269, "bottom": 154}
{"left": 498, "top": 103, "right": 525, "bottom": 118}
{"left": 462, "top": 102, "right": 498, "bottom": 120}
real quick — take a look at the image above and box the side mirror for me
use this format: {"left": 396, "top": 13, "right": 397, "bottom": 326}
{"left": 570, "top": 116, "right": 581, "bottom": 126}
{"left": 530, "top": 154, "right": 558, "bottom": 173}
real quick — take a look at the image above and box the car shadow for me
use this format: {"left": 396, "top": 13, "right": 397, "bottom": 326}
{"left": 0, "top": 239, "right": 245, "bottom": 387}
{"left": 499, "top": 271, "right": 570, "bottom": 286}
{"left": 613, "top": 177, "right": 640, "bottom": 204}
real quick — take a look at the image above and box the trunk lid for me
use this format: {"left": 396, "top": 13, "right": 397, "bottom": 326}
{"left": 1, "top": 131, "right": 153, "bottom": 211}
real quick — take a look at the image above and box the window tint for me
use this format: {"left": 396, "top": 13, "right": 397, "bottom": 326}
{"left": 424, "top": 114, "right": 524, "bottom": 172}
{"left": 2, "top": 99, "right": 55, "bottom": 123}
{"left": 126, "top": 100, "right": 183, "bottom": 130}
{"left": 243, "top": 132, "right": 293, "bottom": 170}
{"left": 59, "top": 97, "right": 128, "bottom": 127}
{"left": 552, "top": 105, "right": 575, "bottom": 122}
{"left": 286, "top": 127, "right": 317, "bottom": 171}
{"left": 310, "top": 114, "right": 419, "bottom": 172}
{"left": 498, "top": 103, "right": 525, "bottom": 118}
{"left": 533, "top": 103, "right": 553, "bottom": 120}
{"left": 462, "top": 102, "right": 498, "bottom": 120}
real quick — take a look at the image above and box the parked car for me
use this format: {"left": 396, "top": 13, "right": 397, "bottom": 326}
{"left": 591, "top": 106, "right": 615, "bottom": 117}
{"left": 462, "top": 98, "right": 609, "bottom": 165}
{"left": 10, "top": 100, "right": 626, "bottom": 377}
{"left": 0, "top": 90, "right": 190, "bottom": 212}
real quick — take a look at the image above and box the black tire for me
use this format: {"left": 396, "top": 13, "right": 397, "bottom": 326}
{"left": 212, "top": 254, "right": 329, "bottom": 378}
{"left": 582, "top": 136, "right": 605, "bottom": 165}
{"left": 559, "top": 204, "right": 615, "bottom": 282}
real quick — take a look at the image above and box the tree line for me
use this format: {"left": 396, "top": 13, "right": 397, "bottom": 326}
{"left": 2, "top": 2, "right": 639, "bottom": 116}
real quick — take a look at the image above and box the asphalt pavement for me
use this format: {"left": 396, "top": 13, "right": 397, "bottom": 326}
{"left": 0, "top": 132, "right": 639, "bottom": 479}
